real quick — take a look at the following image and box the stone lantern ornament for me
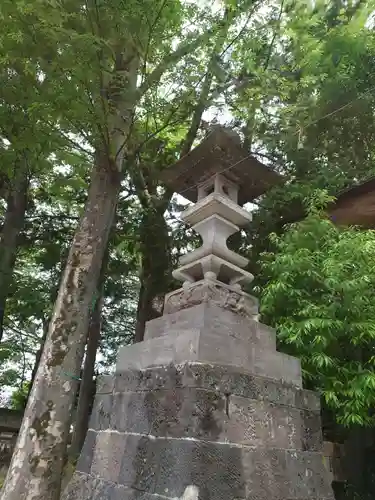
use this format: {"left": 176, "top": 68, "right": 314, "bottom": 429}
{"left": 63, "top": 126, "right": 334, "bottom": 500}
{"left": 162, "top": 126, "right": 281, "bottom": 319}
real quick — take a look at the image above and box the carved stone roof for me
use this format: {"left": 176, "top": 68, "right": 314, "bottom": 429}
{"left": 160, "top": 126, "right": 283, "bottom": 205}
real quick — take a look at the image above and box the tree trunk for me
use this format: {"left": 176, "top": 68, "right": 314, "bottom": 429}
{"left": 27, "top": 320, "right": 49, "bottom": 402}
{"left": 0, "top": 22, "right": 228, "bottom": 499}
{"left": 134, "top": 280, "right": 162, "bottom": 343}
{"left": 134, "top": 281, "right": 149, "bottom": 343}
{"left": 69, "top": 275, "right": 104, "bottom": 459}
{"left": 0, "top": 153, "right": 121, "bottom": 500}
{"left": 134, "top": 203, "right": 172, "bottom": 343}
{"left": 0, "top": 161, "right": 29, "bottom": 342}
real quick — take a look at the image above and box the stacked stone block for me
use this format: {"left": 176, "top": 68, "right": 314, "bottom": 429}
{"left": 63, "top": 298, "right": 334, "bottom": 500}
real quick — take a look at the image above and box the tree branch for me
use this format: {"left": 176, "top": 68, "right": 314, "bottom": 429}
{"left": 141, "top": 0, "right": 169, "bottom": 85}
{"left": 179, "top": 8, "right": 235, "bottom": 157}
{"left": 137, "top": 29, "right": 219, "bottom": 99}
{"left": 263, "top": 0, "right": 284, "bottom": 71}
{"left": 221, "top": 2, "right": 260, "bottom": 58}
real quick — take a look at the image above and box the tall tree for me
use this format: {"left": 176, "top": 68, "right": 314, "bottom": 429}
{"left": 0, "top": 159, "right": 29, "bottom": 342}
{"left": 0, "top": 1, "right": 239, "bottom": 498}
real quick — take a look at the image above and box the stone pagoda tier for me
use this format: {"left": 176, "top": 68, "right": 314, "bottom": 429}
{"left": 63, "top": 127, "right": 334, "bottom": 500}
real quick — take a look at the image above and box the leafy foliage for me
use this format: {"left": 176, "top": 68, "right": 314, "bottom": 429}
{"left": 261, "top": 192, "right": 375, "bottom": 425}
{"left": 10, "top": 383, "right": 30, "bottom": 410}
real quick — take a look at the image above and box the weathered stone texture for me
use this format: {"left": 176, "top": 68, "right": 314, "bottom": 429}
{"left": 144, "top": 303, "right": 276, "bottom": 349}
{"left": 117, "top": 333, "right": 301, "bottom": 386}
{"left": 63, "top": 362, "right": 333, "bottom": 499}
{"left": 69, "top": 432, "right": 333, "bottom": 499}
{"left": 76, "top": 430, "right": 96, "bottom": 474}
{"left": 65, "top": 470, "right": 334, "bottom": 500}
{"left": 63, "top": 471, "right": 96, "bottom": 500}
{"left": 163, "top": 280, "right": 259, "bottom": 319}
{"left": 117, "top": 287, "right": 301, "bottom": 389}
{"left": 96, "top": 374, "right": 115, "bottom": 395}
{"left": 111, "top": 363, "right": 318, "bottom": 411}
{"left": 89, "top": 388, "right": 321, "bottom": 451}
{"left": 91, "top": 431, "right": 125, "bottom": 483}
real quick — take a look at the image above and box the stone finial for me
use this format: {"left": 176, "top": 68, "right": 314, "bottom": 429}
{"left": 164, "top": 168, "right": 259, "bottom": 319}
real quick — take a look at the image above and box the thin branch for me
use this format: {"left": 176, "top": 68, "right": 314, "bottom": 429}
{"left": 141, "top": 0, "right": 169, "bottom": 84}
{"left": 220, "top": 2, "right": 260, "bottom": 58}
{"left": 250, "top": 150, "right": 279, "bottom": 165}
{"left": 19, "top": 332, "right": 27, "bottom": 387}
{"left": 26, "top": 214, "right": 80, "bottom": 222}
{"left": 131, "top": 110, "right": 192, "bottom": 158}
{"left": 5, "top": 323, "right": 41, "bottom": 343}
{"left": 45, "top": 123, "right": 93, "bottom": 156}
{"left": 137, "top": 29, "right": 219, "bottom": 99}
{"left": 263, "top": 0, "right": 285, "bottom": 71}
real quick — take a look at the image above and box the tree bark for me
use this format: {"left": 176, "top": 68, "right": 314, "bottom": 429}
{"left": 0, "top": 153, "right": 121, "bottom": 500}
{"left": 27, "top": 319, "right": 49, "bottom": 403}
{"left": 69, "top": 272, "right": 104, "bottom": 459}
{"left": 134, "top": 280, "right": 149, "bottom": 343}
{"left": 0, "top": 160, "right": 29, "bottom": 342}
{"left": 134, "top": 200, "right": 172, "bottom": 343}
{"left": 134, "top": 278, "right": 165, "bottom": 343}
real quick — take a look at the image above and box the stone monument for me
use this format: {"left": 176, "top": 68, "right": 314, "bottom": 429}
{"left": 63, "top": 127, "right": 334, "bottom": 500}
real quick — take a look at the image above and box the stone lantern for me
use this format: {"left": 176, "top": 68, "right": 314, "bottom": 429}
{"left": 63, "top": 126, "right": 334, "bottom": 500}
{"left": 161, "top": 126, "right": 282, "bottom": 319}
{"left": 172, "top": 171, "right": 254, "bottom": 287}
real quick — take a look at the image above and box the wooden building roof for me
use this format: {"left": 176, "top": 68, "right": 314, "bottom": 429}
{"left": 329, "top": 177, "right": 375, "bottom": 228}
{"left": 0, "top": 408, "right": 23, "bottom": 433}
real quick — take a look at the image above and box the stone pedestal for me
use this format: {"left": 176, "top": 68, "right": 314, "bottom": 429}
{"left": 63, "top": 282, "right": 334, "bottom": 500}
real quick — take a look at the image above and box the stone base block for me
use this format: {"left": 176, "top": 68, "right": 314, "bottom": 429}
{"left": 65, "top": 470, "right": 334, "bottom": 500}
{"left": 66, "top": 437, "right": 334, "bottom": 500}
{"left": 91, "top": 372, "right": 321, "bottom": 450}
{"left": 145, "top": 302, "right": 276, "bottom": 350}
{"left": 117, "top": 330, "right": 301, "bottom": 386}
{"left": 62, "top": 363, "right": 333, "bottom": 500}
{"left": 119, "top": 294, "right": 300, "bottom": 385}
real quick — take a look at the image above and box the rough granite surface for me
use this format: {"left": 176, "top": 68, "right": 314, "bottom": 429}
{"left": 62, "top": 362, "right": 333, "bottom": 500}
